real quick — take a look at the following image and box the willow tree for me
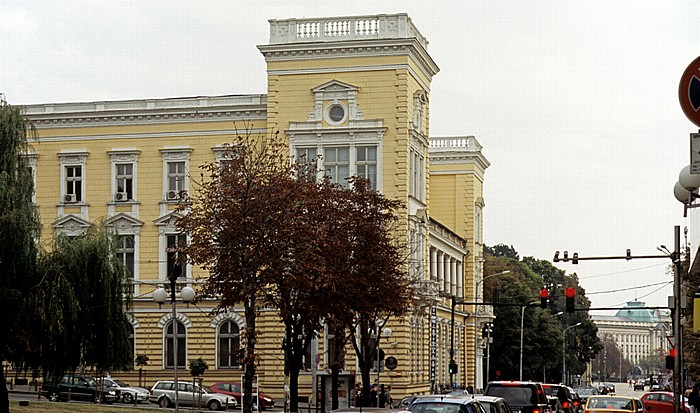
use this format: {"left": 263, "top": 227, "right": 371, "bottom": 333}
{"left": 36, "top": 226, "right": 134, "bottom": 380}
{"left": 178, "top": 131, "right": 305, "bottom": 413}
{"left": 0, "top": 100, "right": 40, "bottom": 413}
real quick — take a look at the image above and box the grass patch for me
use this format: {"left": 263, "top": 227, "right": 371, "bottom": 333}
{"left": 9, "top": 400, "right": 158, "bottom": 412}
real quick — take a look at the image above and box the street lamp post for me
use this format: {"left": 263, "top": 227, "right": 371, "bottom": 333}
{"left": 483, "top": 323, "right": 493, "bottom": 383}
{"left": 520, "top": 301, "right": 538, "bottom": 380}
{"left": 154, "top": 277, "right": 195, "bottom": 413}
{"left": 473, "top": 270, "right": 510, "bottom": 389}
{"left": 562, "top": 322, "right": 582, "bottom": 385}
{"left": 376, "top": 326, "right": 392, "bottom": 386}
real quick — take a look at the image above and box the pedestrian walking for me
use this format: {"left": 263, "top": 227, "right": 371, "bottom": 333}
{"left": 386, "top": 385, "right": 393, "bottom": 408}
{"left": 690, "top": 383, "right": 700, "bottom": 413}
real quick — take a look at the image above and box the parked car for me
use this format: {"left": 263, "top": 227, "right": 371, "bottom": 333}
{"left": 475, "top": 395, "right": 514, "bottom": 413}
{"left": 632, "top": 398, "right": 649, "bottom": 413}
{"left": 542, "top": 384, "right": 575, "bottom": 413}
{"left": 640, "top": 391, "right": 690, "bottom": 413}
{"left": 650, "top": 385, "right": 663, "bottom": 392}
{"left": 149, "top": 380, "right": 236, "bottom": 411}
{"left": 484, "top": 381, "right": 551, "bottom": 413}
{"left": 210, "top": 381, "right": 275, "bottom": 410}
{"left": 633, "top": 382, "right": 645, "bottom": 391}
{"left": 584, "top": 396, "right": 644, "bottom": 413}
{"left": 408, "top": 395, "right": 487, "bottom": 413}
{"left": 100, "top": 377, "right": 149, "bottom": 404}
{"left": 398, "top": 394, "right": 460, "bottom": 410}
{"left": 43, "top": 373, "right": 119, "bottom": 404}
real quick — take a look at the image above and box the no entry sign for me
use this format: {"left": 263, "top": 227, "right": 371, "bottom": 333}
{"left": 679, "top": 56, "right": 700, "bottom": 127}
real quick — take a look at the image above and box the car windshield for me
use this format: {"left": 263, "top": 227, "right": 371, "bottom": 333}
{"left": 543, "top": 387, "right": 558, "bottom": 396}
{"left": 115, "top": 380, "right": 129, "bottom": 387}
{"left": 588, "top": 397, "right": 635, "bottom": 411}
{"left": 578, "top": 388, "right": 597, "bottom": 396}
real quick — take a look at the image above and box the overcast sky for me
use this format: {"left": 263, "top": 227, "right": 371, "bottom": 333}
{"left": 3, "top": 0, "right": 699, "bottom": 313}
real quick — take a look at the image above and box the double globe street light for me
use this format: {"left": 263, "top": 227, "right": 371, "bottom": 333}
{"left": 153, "top": 275, "right": 195, "bottom": 413}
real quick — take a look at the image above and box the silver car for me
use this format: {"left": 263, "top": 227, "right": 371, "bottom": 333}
{"left": 149, "top": 380, "right": 236, "bottom": 411}
{"left": 101, "top": 377, "right": 150, "bottom": 404}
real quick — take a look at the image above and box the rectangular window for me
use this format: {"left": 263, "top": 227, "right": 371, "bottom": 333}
{"left": 166, "top": 234, "right": 187, "bottom": 281}
{"left": 116, "top": 163, "right": 134, "bottom": 200}
{"left": 325, "top": 146, "right": 350, "bottom": 187}
{"left": 65, "top": 165, "right": 82, "bottom": 201}
{"left": 356, "top": 146, "right": 377, "bottom": 189}
{"left": 117, "top": 235, "right": 135, "bottom": 292}
{"left": 167, "top": 161, "right": 186, "bottom": 193}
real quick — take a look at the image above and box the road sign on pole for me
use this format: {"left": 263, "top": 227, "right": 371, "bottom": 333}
{"left": 679, "top": 56, "right": 700, "bottom": 127}
{"left": 691, "top": 133, "right": 700, "bottom": 173}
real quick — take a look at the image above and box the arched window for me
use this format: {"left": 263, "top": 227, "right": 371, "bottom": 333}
{"left": 165, "top": 320, "right": 186, "bottom": 368}
{"left": 218, "top": 320, "right": 241, "bottom": 368}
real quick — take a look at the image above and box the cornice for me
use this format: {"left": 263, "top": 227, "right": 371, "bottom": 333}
{"left": 258, "top": 37, "right": 439, "bottom": 79}
{"left": 25, "top": 95, "right": 268, "bottom": 129}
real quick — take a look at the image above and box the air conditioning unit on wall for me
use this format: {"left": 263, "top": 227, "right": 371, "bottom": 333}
{"left": 115, "top": 192, "right": 128, "bottom": 202}
{"left": 64, "top": 194, "right": 76, "bottom": 203}
{"left": 167, "top": 190, "right": 179, "bottom": 200}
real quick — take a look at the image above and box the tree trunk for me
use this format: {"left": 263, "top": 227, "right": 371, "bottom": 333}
{"left": 243, "top": 297, "right": 257, "bottom": 413}
{"left": 288, "top": 364, "right": 301, "bottom": 413}
{"left": 0, "top": 366, "right": 8, "bottom": 413}
{"left": 331, "top": 365, "right": 340, "bottom": 410}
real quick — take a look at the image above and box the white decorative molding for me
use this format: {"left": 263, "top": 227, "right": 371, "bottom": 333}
{"left": 209, "top": 311, "right": 246, "bottom": 329}
{"left": 25, "top": 95, "right": 267, "bottom": 129}
{"left": 153, "top": 212, "right": 184, "bottom": 234}
{"left": 52, "top": 214, "right": 92, "bottom": 237}
{"left": 156, "top": 312, "right": 193, "bottom": 329}
{"left": 267, "top": 14, "right": 429, "bottom": 48}
{"left": 429, "top": 136, "right": 491, "bottom": 170}
{"left": 105, "top": 213, "right": 144, "bottom": 234}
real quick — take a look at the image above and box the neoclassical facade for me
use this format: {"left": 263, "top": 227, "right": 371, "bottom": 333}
{"left": 592, "top": 301, "right": 672, "bottom": 369}
{"left": 20, "top": 14, "right": 491, "bottom": 403}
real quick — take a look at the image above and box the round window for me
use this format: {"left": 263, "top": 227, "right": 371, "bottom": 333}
{"left": 328, "top": 105, "right": 345, "bottom": 122}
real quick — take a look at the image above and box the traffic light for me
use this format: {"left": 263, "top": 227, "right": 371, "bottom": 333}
{"left": 572, "top": 253, "right": 579, "bottom": 265}
{"left": 449, "top": 361, "right": 459, "bottom": 374}
{"left": 666, "top": 348, "right": 676, "bottom": 370}
{"left": 540, "top": 288, "right": 549, "bottom": 309}
{"left": 565, "top": 287, "right": 576, "bottom": 313}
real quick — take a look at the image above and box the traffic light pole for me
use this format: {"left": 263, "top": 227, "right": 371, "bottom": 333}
{"left": 554, "top": 226, "right": 683, "bottom": 413}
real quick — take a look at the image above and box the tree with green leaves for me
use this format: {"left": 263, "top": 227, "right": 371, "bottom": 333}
{"left": 0, "top": 99, "right": 40, "bottom": 413}
{"left": 36, "top": 226, "right": 134, "bottom": 379}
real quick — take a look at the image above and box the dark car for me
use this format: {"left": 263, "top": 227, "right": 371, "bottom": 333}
{"left": 210, "top": 381, "right": 275, "bottom": 410}
{"left": 547, "top": 396, "right": 565, "bottom": 413}
{"left": 633, "top": 382, "right": 645, "bottom": 391}
{"left": 43, "top": 373, "right": 119, "bottom": 404}
{"left": 408, "top": 395, "right": 488, "bottom": 413}
{"left": 542, "top": 384, "right": 575, "bottom": 413}
{"left": 475, "top": 395, "right": 514, "bottom": 413}
{"left": 484, "top": 381, "right": 551, "bottom": 413}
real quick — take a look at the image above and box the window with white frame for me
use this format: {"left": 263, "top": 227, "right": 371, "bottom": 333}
{"left": 409, "top": 148, "right": 425, "bottom": 202}
{"left": 166, "top": 233, "right": 187, "bottom": 282}
{"left": 21, "top": 153, "right": 38, "bottom": 204}
{"left": 161, "top": 148, "right": 191, "bottom": 201}
{"left": 58, "top": 151, "right": 88, "bottom": 204}
{"left": 294, "top": 144, "right": 379, "bottom": 189}
{"left": 165, "top": 320, "right": 186, "bottom": 368}
{"left": 109, "top": 149, "right": 139, "bottom": 202}
{"left": 117, "top": 234, "right": 135, "bottom": 292}
{"left": 218, "top": 320, "right": 241, "bottom": 368}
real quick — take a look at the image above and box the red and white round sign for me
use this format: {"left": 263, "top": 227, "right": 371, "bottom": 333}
{"left": 679, "top": 56, "right": 700, "bottom": 127}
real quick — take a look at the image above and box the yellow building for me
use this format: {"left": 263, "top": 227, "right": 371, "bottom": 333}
{"left": 23, "top": 13, "right": 491, "bottom": 404}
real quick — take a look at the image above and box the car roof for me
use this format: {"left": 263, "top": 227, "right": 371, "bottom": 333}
{"left": 412, "top": 396, "right": 480, "bottom": 404}
{"left": 475, "top": 396, "right": 507, "bottom": 403}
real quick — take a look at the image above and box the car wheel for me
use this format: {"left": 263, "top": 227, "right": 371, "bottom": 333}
{"left": 159, "top": 397, "right": 171, "bottom": 408}
{"left": 48, "top": 391, "right": 60, "bottom": 402}
{"left": 208, "top": 399, "right": 222, "bottom": 411}
{"left": 123, "top": 393, "right": 134, "bottom": 404}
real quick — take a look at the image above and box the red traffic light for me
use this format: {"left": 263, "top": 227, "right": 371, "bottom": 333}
{"left": 565, "top": 287, "right": 575, "bottom": 313}
{"left": 565, "top": 287, "right": 575, "bottom": 298}
{"left": 670, "top": 348, "right": 677, "bottom": 357}
{"left": 540, "top": 288, "right": 549, "bottom": 298}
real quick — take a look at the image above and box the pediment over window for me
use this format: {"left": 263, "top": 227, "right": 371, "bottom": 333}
{"left": 305, "top": 79, "right": 364, "bottom": 124}
{"left": 53, "top": 214, "right": 92, "bottom": 237}
{"left": 105, "top": 213, "right": 144, "bottom": 234}
{"left": 153, "top": 211, "right": 184, "bottom": 233}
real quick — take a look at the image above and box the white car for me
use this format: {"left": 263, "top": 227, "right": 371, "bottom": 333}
{"left": 149, "top": 380, "right": 236, "bottom": 411}
{"left": 101, "top": 378, "right": 150, "bottom": 404}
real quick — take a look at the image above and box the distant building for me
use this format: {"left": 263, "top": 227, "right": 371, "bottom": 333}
{"left": 592, "top": 300, "right": 671, "bottom": 367}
